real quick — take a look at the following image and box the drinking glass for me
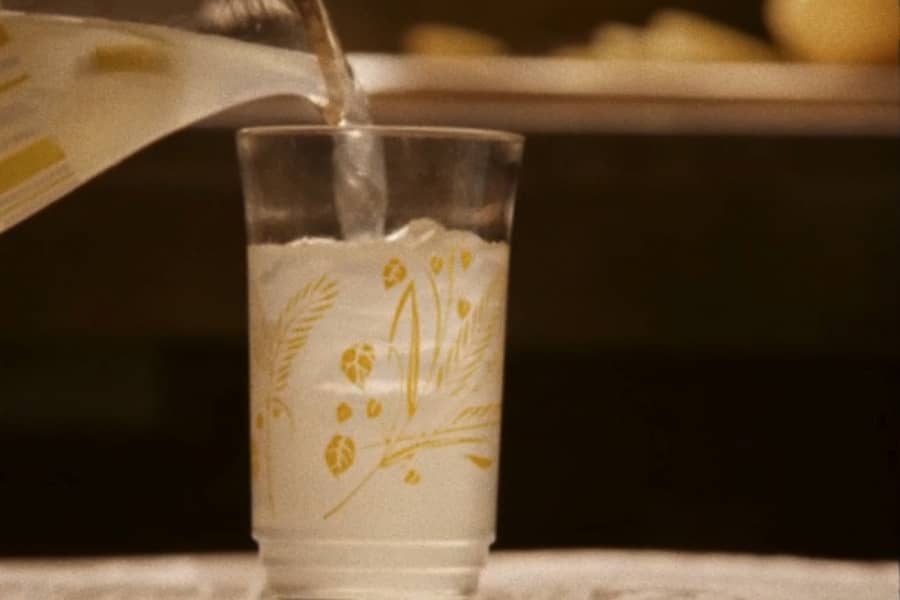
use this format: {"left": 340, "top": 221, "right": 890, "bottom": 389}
{"left": 237, "top": 125, "right": 523, "bottom": 599}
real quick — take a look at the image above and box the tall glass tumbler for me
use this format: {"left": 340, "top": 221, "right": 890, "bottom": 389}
{"left": 237, "top": 126, "right": 523, "bottom": 599}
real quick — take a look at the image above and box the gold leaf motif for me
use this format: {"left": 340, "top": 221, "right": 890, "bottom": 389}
{"left": 457, "top": 298, "right": 471, "bottom": 319}
{"left": 341, "top": 343, "right": 375, "bottom": 388}
{"left": 466, "top": 454, "right": 494, "bottom": 469}
{"left": 320, "top": 260, "right": 509, "bottom": 519}
{"left": 367, "top": 398, "right": 383, "bottom": 418}
{"left": 337, "top": 402, "right": 353, "bottom": 423}
{"left": 325, "top": 435, "right": 356, "bottom": 476}
{"left": 460, "top": 249, "right": 473, "bottom": 270}
{"left": 383, "top": 258, "right": 407, "bottom": 289}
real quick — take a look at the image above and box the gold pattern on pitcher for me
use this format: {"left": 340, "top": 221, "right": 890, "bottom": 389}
{"left": 323, "top": 249, "right": 505, "bottom": 519}
{"left": 250, "top": 274, "right": 338, "bottom": 514}
{"left": 91, "top": 43, "right": 172, "bottom": 73}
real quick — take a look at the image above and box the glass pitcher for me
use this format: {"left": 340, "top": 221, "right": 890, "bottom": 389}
{"left": 0, "top": 0, "right": 349, "bottom": 232}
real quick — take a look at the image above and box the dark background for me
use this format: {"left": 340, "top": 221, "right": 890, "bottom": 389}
{"left": 1, "top": 131, "right": 897, "bottom": 559}
{"left": 1, "top": 0, "right": 898, "bottom": 561}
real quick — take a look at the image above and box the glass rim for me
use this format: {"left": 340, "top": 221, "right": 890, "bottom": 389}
{"left": 237, "top": 124, "right": 523, "bottom": 144}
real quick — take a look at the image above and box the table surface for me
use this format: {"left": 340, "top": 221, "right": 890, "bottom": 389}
{"left": 0, "top": 550, "right": 896, "bottom": 599}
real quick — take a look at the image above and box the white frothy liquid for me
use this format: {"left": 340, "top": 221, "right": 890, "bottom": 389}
{"left": 248, "top": 219, "right": 509, "bottom": 595}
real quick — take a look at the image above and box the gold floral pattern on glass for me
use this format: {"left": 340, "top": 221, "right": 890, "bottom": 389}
{"left": 250, "top": 275, "right": 338, "bottom": 514}
{"left": 323, "top": 248, "right": 506, "bottom": 519}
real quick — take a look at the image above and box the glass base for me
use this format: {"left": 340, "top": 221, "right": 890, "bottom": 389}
{"left": 256, "top": 535, "right": 491, "bottom": 600}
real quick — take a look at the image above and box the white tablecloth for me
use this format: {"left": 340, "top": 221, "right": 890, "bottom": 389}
{"left": 0, "top": 550, "right": 896, "bottom": 599}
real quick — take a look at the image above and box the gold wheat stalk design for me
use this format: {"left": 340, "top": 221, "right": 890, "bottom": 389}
{"left": 426, "top": 255, "right": 454, "bottom": 385}
{"left": 323, "top": 433, "right": 492, "bottom": 520}
{"left": 439, "top": 272, "right": 505, "bottom": 398}
{"left": 360, "top": 419, "right": 502, "bottom": 451}
{"left": 323, "top": 251, "right": 506, "bottom": 519}
{"left": 390, "top": 280, "right": 421, "bottom": 418}
{"left": 253, "top": 274, "right": 338, "bottom": 513}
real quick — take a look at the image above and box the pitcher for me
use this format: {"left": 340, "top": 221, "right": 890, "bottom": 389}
{"left": 0, "top": 0, "right": 355, "bottom": 232}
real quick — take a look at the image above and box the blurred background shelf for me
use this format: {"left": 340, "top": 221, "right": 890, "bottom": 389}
{"left": 205, "top": 56, "right": 900, "bottom": 136}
